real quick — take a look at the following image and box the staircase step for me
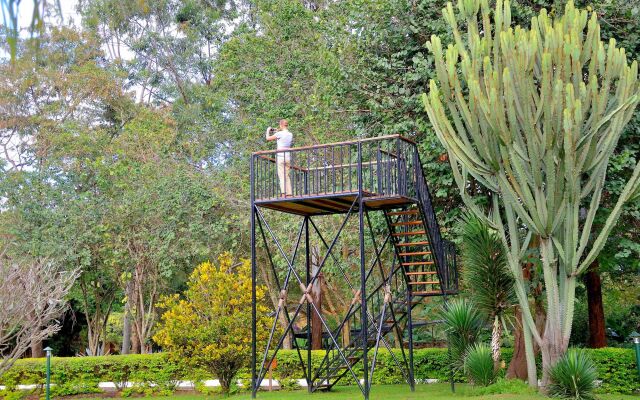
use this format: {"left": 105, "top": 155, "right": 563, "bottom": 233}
{"left": 408, "top": 281, "right": 440, "bottom": 285}
{"left": 402, "top": 261, "right": 435, "bottom": 266}
{"left": 390, "top": 220, "right": 423, "bottom": 227}
{"left": 394, "top": 300, "right": 422, "bottom": 305}
{"left": 398, "top": 251, "right": 431, "bottom": 256}
{"left": 392, "top": 230, "right": 426, "bottom": 236}
{"left": 412, "top": 290, "right": 448, "bottom": 296}
{"left": 395, "top": 241, "right": 429, "bottom": 247}
{"left": 387, "top": 210, "right": 419, "bottom": 216}
{"left": 405, "top": 271, "right": 437, "bottom": 276}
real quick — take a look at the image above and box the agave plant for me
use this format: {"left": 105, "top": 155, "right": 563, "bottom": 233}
{"left": 440, "top": 298, "right": 485, "bottom": 368}
{"left": 548, "top": 348, "right": 598, "bottom": 400}
{"left": 460, "top": 213, "right": 515, "bottom": 368}
{"left": 464, "top": 343, "right": 497, "bottom": 386}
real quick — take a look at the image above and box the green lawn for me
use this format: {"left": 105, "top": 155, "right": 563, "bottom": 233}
{"left": 75, "top": 383, "right": 639, "bottom": 400}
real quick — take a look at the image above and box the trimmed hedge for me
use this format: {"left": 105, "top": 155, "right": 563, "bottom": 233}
{"left": 0, "top": 348, "right": 637, "bottom": 396}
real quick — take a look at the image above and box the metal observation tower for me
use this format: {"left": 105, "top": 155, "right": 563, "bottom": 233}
{"left": 250, "top": 135, "right": 458, "bottom": 399}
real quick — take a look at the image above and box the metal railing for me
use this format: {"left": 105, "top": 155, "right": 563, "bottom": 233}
{"left": 251, "top": 135, "right": 419, "bottom": 201}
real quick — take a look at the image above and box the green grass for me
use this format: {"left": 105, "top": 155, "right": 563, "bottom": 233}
{"left": 73, "top": 383, "right": 639, "bottom": 400}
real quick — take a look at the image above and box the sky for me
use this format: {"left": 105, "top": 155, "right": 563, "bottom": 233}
{"left": 17, "top": 0, "right": 80, "bottom": 30}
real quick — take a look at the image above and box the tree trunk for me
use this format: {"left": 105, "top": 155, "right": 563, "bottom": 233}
{"left": 257, "top": 252, "right": 292, "bottom": 349}
{"left": 122, "top": 282, "right": 133, "bottom": 355}
{"left": 491, "top": 316, "right": 502, "bottom": 370}
{"left": 541, "top": 326, "right": 566, "bottom": 387}
{"left": 131, "top": 329, "right": 141, "bottom": 354}
{"left": 343, "top": 319, "right": 351, "bottom": 348}
{"left": 279, "top": 311, "right": 292, "bottom": 350}
{"left": 311, "top": 247, "right": 323, "bottom": 350}
{"left": 30, "top": 340, "right": 44, "bottom": 358}
{"left": 585, "top": 260, "right": 606, "bottom": 348}
{"left": 539, "top": 243, "right": 564, "bottom": 387}
{"left": 508, "top": 235, "right": 545, "bottom": 382}
{"left": 506, "top": 308, "right": 528, "bottom": 380}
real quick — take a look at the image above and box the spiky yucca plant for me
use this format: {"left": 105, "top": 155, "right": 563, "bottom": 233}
{"left": 423, "top": 0, "right": 640, "bottom": 387}
{"left": 464, "top": 343, "right": 497, "bottom": 386}
{"left": 440, "top": 298, "right": 484, "bottom": 369}
{"left": 461, "top": 213, "right": 515, "bottom": 368}
{"left": 548, "top": 348, "right": 598, "bottom": 400}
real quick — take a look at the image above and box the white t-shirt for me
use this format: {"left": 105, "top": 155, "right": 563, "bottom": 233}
{"left": 275, "top": 129, "right": 293, "bottom": 150}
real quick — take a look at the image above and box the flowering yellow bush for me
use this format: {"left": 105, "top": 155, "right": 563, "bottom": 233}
{"left": 153, "top": 253, "right": 270, "bottom": 393}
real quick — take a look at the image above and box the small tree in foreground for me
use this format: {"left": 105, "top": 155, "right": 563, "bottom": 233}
{"left": 153, "top": 253, "right": 270, "bottom": 394}
{"left": 0, "top": 254, "right": 78, "bottom": 376}
{"left": 423, "top": 0, "right": 640, "bottom": 387}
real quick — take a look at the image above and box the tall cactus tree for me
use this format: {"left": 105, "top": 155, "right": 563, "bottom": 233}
{"left": 423, "top": 0, "right": 640, "bottom": 388}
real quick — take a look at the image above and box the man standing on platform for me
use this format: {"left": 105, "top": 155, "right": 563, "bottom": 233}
{"left": 265, "top": 119, "right": 294, "bottom": 196}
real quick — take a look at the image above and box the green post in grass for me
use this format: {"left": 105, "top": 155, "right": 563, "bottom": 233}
{"left": 44, "top": 346, "right": 53, "bottom": 400}
{"left": 630, "top": 332, "right": 640, "bottom": 378}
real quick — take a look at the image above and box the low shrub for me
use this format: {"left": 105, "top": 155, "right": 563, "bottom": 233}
{"left": 548, "top": 348, "right": 598, "bottom": 400}
{"left": 0, "top": 347, "right": 636, "bottom": 396}
{"left": 588, "top": 347, "right": 639, "bottom": 394}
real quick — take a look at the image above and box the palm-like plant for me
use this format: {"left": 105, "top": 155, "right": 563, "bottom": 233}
{"left": 464, "top": 343, "right": 497, "bottom": 386}
{"left": 460, "top": 213, "right": 516, "bottom": 368}
{"left": 440, "top": 298, "right": 485, "bottom": 369}
{"left": 548, "top": 348, "right": 598, "bottom": 400}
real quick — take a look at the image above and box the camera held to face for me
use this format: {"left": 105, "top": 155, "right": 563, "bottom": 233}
{"left": 268, "top": 127, "right": 277, "bottom": 134}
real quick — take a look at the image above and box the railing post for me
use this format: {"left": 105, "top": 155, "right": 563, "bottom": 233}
{"left": 396, "top": 137, "right": 403, "bottom": 196}
{"left": 250, "top": 155, "right": 257, "bottom": 399}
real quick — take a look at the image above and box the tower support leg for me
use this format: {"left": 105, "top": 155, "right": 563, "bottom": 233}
{"left": 305, "top": 217, "right": 312, "bottom": 392}
{"left": 359, "top": 201, "right": 369, "bottom": 399}
{"left": 251, "top": 207, "right": 257, "bottom": 398}
{"left": 406, "top": 288, "right": 416, "bottom": 391}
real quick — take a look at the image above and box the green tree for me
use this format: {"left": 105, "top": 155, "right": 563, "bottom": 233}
{"left": 0, "top": 26, "right": 132, "bottom": 355}
{"left": 154, "top": 253, "right": 271, "bottom": 394}
{"left": 423, "top": 0, "right": 640, "bottom": 387}
{"left": 460, "top": 213, "right": 515, "bottom": 368}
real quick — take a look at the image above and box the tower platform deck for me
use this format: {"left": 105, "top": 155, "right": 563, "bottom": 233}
{"left": 251, "top": 135, "right": 421, "bottom": 215}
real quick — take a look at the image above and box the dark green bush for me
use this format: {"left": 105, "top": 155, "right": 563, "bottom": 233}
{"left": 588, "top": 347, "right": 639, "bottom": 394}
{"left": 0, "top": 347, "right": 636, "bottom": 396}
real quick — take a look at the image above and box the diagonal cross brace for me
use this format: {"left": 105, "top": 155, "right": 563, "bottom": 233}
{"left": 255, "top": 206, "right": 365, "bottom": 393}
{"left": 309, "top": 214, "right": 409, "bottom": 385}
{"left": 255, "top": 215, "right": 308, "bottom": 386}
